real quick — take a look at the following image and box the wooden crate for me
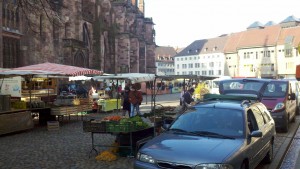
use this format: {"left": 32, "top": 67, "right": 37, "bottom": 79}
{"left": 47, "top": 121, "right": 60, "bottom": 131}
{"left": 51, "top": 107, "right": 68, "bottom": 115}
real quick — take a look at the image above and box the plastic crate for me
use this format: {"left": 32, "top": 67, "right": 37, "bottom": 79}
{"left": 82, "top": 121, "right": 106, "bottom": 132}
{"left": 106, "top": 121, "right": 135, "bottom": 133}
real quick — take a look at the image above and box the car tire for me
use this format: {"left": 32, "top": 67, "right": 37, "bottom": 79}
{"left": 282, "top": 116, "right": 289, "bottom": 133}
{"left": 263, "top": 141, "right": 274, "bottom": 164}
{"left": 296, "top": 105, "right": 300, "bottom": 115}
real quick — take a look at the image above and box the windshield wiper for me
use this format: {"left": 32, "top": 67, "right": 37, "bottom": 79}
{"left": 169, "top": 128, "right": 200, "bottom": 136}
{"left": 169, "top": 128, "right": 188, "bottom": 133}
{"left": 190, "top": 131, "right": 235, "bottom": 139}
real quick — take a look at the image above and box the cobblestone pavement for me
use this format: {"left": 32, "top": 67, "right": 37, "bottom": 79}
{"left": 0, "top": 93, "right": 180, "bottom": 169}
{"left": 280, "top": 120, "right": 300, "bottom": 169}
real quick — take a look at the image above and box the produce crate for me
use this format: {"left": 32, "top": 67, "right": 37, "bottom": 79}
{"left": 82, "top": 121, "right": 106, "bottom": 132}
{"left": 106, "top": 121, "right": 136, "bottom": 133}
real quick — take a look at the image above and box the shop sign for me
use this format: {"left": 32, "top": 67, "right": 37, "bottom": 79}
{"left": 0, "top": 76, "right": 21, "bottom": 97}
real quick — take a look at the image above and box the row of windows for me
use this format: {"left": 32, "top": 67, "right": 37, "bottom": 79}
{"left": 158, "top": 69, "right": 175, "bottom": 73}
{"left": 177, "top": 62, "right": 222, "bottom": 69}
{"left": 240, "top": 49, "right": 299, "bottom": 60}
{"left": 176, "top": 55, "right": 220, "bottom": 61}
{"left": 177, "top": 70, "right": 222, "bottom": 76}
{"left": 157, "top": 56, "right": 174, "bottom": 61}
{"left": 157, "top": 63, "right": 174, "bottom": 67}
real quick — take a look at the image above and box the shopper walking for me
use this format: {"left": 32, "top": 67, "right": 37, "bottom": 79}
{"left": 129, "top": 85, "right": 143, "bottom": 117}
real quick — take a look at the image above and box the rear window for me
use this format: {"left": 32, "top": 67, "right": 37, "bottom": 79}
{"left": 221, "top": 81, "right": 264, "bottom": 91}
{"left": 262, "top": 81, "right": 287, "bottom": 97}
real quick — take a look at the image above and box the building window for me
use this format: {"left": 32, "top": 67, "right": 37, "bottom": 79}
{"left": 285, "top": 49, "right": 293, "bottom": 57}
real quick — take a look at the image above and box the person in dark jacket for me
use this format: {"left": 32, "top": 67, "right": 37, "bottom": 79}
{"left": 182, "top": 88, "right": 195, "bottom": 105}
{"left": 121, "top": 86, "right": 131, "bottom": 117}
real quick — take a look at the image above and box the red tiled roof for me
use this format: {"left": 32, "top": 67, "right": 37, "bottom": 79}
{"left": 238, "top": 25, "right": 281, "bottom": 48}
{"left": 277, "top": 26, "right": 300, "bottom": 46}
{"left": 224, "top": 32, "right": 244, "bottom": 53}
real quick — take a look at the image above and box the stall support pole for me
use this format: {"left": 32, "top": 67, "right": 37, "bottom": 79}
{"left": 153, "top": 76, "right": 157, "bottom": 136}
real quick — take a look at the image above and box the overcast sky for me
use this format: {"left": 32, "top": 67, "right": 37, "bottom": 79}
{"left": 144, "top": 0, "right": 300, "bottom": 48}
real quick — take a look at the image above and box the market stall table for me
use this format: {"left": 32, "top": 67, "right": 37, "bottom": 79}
{"left": 83, "top": 119, "right": 154, "bottom": 158}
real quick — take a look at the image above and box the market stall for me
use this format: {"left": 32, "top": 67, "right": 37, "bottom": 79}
{"left": 92, "top": 73, "right": 155, "bottom": 113}
{"left": 0, "top": 69, "right": 63, "bottom": 135}
{"left": 12, "top": 62, "right": 103, "bottom": 121}
{"left": 0, "top": 63, "right": 103, "bottom": 135}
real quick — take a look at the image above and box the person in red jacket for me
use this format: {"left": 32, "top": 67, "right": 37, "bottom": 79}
{"left": 128, "top": 85, "right": 143, "bottom": 117}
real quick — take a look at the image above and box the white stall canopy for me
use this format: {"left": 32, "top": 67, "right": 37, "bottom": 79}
{"left": 92, "top": 73, "right": 155, "bottom": 83}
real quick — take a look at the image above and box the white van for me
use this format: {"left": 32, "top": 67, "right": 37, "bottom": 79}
{"left": 204, "top": 76, "right": 231, "bottom": 94}
{"left": 285, "top": 78, "right": 300, "bottom": 114}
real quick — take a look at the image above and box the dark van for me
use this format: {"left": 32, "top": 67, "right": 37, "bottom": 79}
{"left": 261, "top": 79, "right": 296, "bottom": 132}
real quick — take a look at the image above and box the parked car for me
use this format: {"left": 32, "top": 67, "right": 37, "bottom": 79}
{"left": 135, "top": 79, "right": 276, "bottom": 169}
{"left": 220, "top": 78, "right": 297, "bottom": 132}
{"left": 284, "top": 78, "right": 300, "bottom": 115}
{"left": 261, "top": 79, "right": 297, "bottom": 132}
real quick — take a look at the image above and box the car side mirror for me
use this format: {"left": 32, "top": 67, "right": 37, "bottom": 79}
{"left": 250, "top": 130, "right": 262, "bottom": 138}
{"left": 289, "top": 93, "right": 296, "bottom": 100}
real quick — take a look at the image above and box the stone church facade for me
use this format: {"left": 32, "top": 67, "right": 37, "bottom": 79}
{"left": 0, "top": 0, "right": 156, "bottom": 74}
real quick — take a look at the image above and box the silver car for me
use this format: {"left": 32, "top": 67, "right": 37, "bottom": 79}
{"left": 135, "top": 80, "right": 276, "bottom": 169}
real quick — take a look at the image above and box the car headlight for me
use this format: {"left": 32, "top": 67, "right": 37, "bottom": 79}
{"left": 272, "top": 102, "right": 285, "bottom": 113}
{"left": 195, "top": 163, "right": 233, "bottom": 169}
{"left": 136, "top": 152, "right": 156, "bottom": 164}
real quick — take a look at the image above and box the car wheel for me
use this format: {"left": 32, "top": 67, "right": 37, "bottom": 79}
{"left": 240, "top": 162, "right": 247, "bottom": 169}
{"left": 282, "top": 117, "right": 289, "bottom": 133}
{"left": 263, "top": 141, "right": 274, "bottom": 164}
{"left": 296, "top": 105, "right": 300, "bottom": 115}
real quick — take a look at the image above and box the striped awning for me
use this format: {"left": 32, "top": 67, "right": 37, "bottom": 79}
{"left": 12, "top": 62, "right": 103, "bottom": 76}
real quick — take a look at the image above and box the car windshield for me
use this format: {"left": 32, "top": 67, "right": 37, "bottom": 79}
{"left": 169, "top": 107, "right": 244, "bottom": 138}
{"left": 262, "top": 81, "right": 287, "bottom": 97}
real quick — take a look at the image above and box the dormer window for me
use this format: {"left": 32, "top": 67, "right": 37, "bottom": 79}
{"left": 204, "top": 48, "right": 208, "bottom": 52}
{"left": 213, "top": 46, "right": 217, "bottom": 51}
